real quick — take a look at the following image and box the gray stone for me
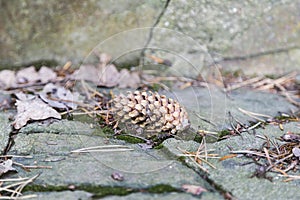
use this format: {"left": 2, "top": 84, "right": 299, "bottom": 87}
{"left": 2, "top": 0, "right": 299, "bottom": 78}
{"left": 0, "top": 112, "right": 12, "bottom": 153}
{"left": 9, "top": 120, "right": 219, "bottom": 197}
{"left": 166, "top": 85, "right": 297, "bottom": 131}
{"left": 147, "top": 0, "right": 300, "bottom": 77}
{"left": 0, "top": 0, "right": 163, "bottom": 67}
{"left": 19, "top": 120, "right": 95, "bottom": 135}
{"left": 101, "top": 192, "right": 221, "bottom": 200}
{"left": 163, "top": 122, "right": 300, "bottom": 200}
{"left": 34, "top": 191, "right": 92, "bottom": 200}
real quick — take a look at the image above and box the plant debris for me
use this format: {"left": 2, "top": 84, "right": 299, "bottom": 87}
{"left": 111, "top": 172, "right": 124, "bottom": 181}
{"left": 0, "top": 174, "right": 39, "bottom": 199}
{"left": 182, "top": 184, "right": 207, "bottom": 195}
{"left": 230, "top": 131, "right": 300, "bottom": 181}
{"left": 0, "top": 160, "right": 16, "bottom": 176}
{"left": 39, "top": 83, "right": 82, "bottom": 109}
{"left": 13, "top": 96, "right": 61, "bottom": 129}
{"left": 224, "top": 71, "right": 300, "bottom": 107}
{"left": 72, "top": 53, "right": 141, "bottom": 88}
{"left": 178, "top": 136, "right": 219, "bottom": 173}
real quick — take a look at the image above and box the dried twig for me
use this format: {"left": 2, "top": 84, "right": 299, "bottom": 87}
{"left": 225, "top": 76, "right": 263, "bottom": 91}
{"left": 71, "top": 145, "right": 133, "bottom": 153}
{"left": 238, "top": 107, "right": 272, "bottom": 122}
{"left": 0, "top": 174, "right": 39, "bottom": 199}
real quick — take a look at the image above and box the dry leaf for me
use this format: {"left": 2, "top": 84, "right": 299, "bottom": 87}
{"left": 118, "top": 69, "right": 140, "bottom": 88}
{"left": 38, "top": 66, "right": 57, "bottom": 83}
{"left": 14, "top": 92, "right": 35, "bottom": 101}
{"left": 72, "top": 65, "right": 100, "bottom": 83}
{"left": 16, "top": 66, "right": 40, "bottom": 84}
{"left": 39, "top": 83, "right": 82, "bottom": 109}
{"left": 73, "top": 64, "right": 120, "bottom": 87}
{"left": 13, "top": 97, "right": 61, "bottom": 129}
{"left": 0, "top": 160, "right": 16, "bottom": 176}
{"left": 0, "top": 70, "right": 16, "bottom": 88}
{"left": 98, "top": 64, "right": 120, "bottom": 87}
{"left": 99, "top": 53, "right": 112, "bottom": 65}
{"left": 182, "top": 184, "right": 207, "bottom": 195}
{"left": 292, "top": 147, "right": 300, "bottom": 158}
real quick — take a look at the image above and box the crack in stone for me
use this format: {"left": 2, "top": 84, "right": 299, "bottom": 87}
{"left": 24, "top": 184, "right": 181, "bottom": 198}
{"left": 221, "top": 45, "right": 300, "bottom": 62}
{"left": 139, "top": 0, "right": 170, "bottom": 66}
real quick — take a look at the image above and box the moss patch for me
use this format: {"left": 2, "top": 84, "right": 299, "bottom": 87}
{"left": 115, "top": 134, "right": 145, "bottom": 144}
{"left": 24, "top": 184, "right": 182, "bottom": 198}
{"left": 146, "top": 184, "right": 180, "bottom": 193}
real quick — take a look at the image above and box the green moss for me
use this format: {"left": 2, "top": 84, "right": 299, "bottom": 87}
{"left": 24, "top": 184, "right": 135, "bottom": 198}
{"left": 23, "top": 185, "right": 69, "bottom": 192}
{"left": 79, "top": 185, "right": 135, "bottom": 198}
{"left": 150, "top": 83, "right": 162, "bottom": 91}
{"left": 115, "top": 134, "right": 145, "bottom": 144}
{"left": 218, "top": 130, "right": 231, "bottom": 139}
{"left": 193, "top": 134, "right": 203, "bottom": 143}
{"left": 147, "top": 184, "right": 179, "bottom": 193}
{"left": 265, "top": 74, "right": 277, "bottom": 79}
{"left": 154, "top": 143, "right": 164, "bottom": 149}
{"left": 24, "top": 184, "right": 182, "bottom": 197}
{"left": 102, "top": 126, "right": 115, "bottom": 135}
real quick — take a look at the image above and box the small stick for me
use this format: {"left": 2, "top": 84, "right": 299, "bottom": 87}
{"left": 225, "top": 76, "right": 263, "bottom": 91}
{"left": 13, "top": 162, "right": 52, "bottom": 170}
{"left": 238, "top": 107, "right": 271, "bottom": 122}
{"left": 0, "top": 155, "right": 33, "bottom": 159}
{"left": 263, "top": 147, "right": 273, "bottom": 169}
{"left": 71, "top": 145, "right": 133, "bottom": 153}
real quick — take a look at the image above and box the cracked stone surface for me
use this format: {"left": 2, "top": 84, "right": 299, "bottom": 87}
{"left": 0, "top": 0, "right": 163, "bottom": 67}
{"left": 165, "top": 85, "right": 297, "bottom": 131}
{"left": 33, "top": 191, "right": 93, "bottom": 200}
{"left": 101, "top": 192, "right": 213, "bottom": 200}
{"left": 1, "top": 1, "right": 299, "bottom": 77}
{"left": 1, "top": 1, "right": 300, "bottom": 199}
{"left": 147, "top": 0, "right": 300, "bottom": 77}
{"left": 9, "top": 120, "right": 221, "bottom": 199}
{"left": 2, "top": 86, "right": 297, "bottom": 199}
{"left": 163, "top": 122, "right": 300, "bottom": 200}
{"left": 0, "top": 113, "right": 12, "bottom": 153}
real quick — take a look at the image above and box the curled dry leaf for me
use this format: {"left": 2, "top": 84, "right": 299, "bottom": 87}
{"left": 118, "top": 69, "right": 140, "bottom": 88}
{"left": 39, "top": 83, "right": 81, "bottom": 109}
{"left": 38, "top": 66, "right": 57, "bottom": 83}
{"left": 0, "top": 70, "right": 16, "bottom": 89}
{"left": 72, "top": 54, "right": 140, "bottom": 88}
{"left": 16, "top": 66, "right": 40, "bottom": 84}
{"left": 292, "top": 147, "right": 300, "bottom": 158}
{"left": 72, "top": 64, "right": 121, "bottom": 87}
{"left": 0, "top": 66, "right": 57, "bottom": 88}
{"left": 19, "top": 66, "right": 57, "bottom": 84}
{"left": 98, "top": 64, "right": 120, "bottom": 87}
{"left": 72, "top": 65, "right": 100, "bottom": 83}
{"left": 0, "top": 160, "right": 16, "bottom": 176}
{"left": 13, "top": 97, "right": 61, "bottom": 129}
{"left": 182, "top": 184, "right": 207, "bottom": 195}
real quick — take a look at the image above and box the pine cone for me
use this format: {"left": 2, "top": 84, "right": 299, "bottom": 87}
{"left": 112, "top": 91, "right": 190, "bottom": 135}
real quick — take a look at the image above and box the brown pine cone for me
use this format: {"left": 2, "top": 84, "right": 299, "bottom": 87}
{"left": 111, "top": 91, "right": 190, "bottom": 135}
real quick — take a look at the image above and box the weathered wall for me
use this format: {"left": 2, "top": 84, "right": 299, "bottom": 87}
{"left": 0, "top": 0, "right": 299, "bottom": 76}
{"left": 0, "top": 0, "right": 162, "bottom": 67}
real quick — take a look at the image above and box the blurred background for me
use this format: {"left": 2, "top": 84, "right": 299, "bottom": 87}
{"left": 0, "top": 0, "right": 299, "bottom": 78}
